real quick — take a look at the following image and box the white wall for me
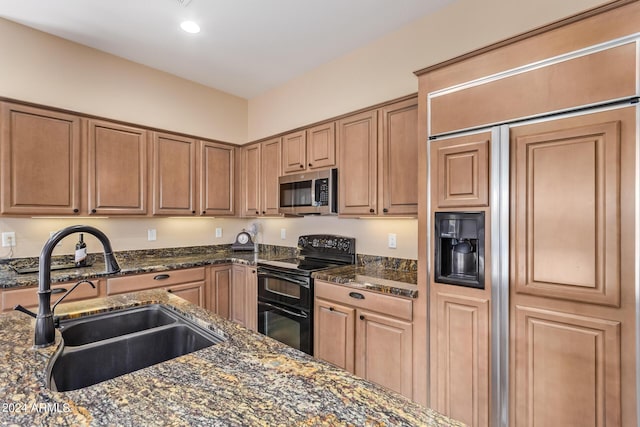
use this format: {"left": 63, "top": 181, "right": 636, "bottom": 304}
{"left": 0, "top": 18, "right": 247, "bottom": 144}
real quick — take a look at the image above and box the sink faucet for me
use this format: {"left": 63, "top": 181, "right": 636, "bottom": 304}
{"left": 26, "top": 225, "right": 120, "bottom": 347}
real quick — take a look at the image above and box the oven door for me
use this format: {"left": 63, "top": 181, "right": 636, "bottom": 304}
{"left": 258, "top": 301, "right": 311, "bottom": 354}
{"left": 257, "top": 269, "right": 311, "bottom": 310}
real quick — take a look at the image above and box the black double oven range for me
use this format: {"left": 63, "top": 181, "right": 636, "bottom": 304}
{"left": 257, "top": 235, "right": 355, "bottom": 355}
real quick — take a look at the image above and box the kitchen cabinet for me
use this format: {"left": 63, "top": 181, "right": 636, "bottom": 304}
{"left": 314, "top": 280, "right": 414, "bottom": 399}
{"left": 199, "top": 141, "right": 235, "bottom": 216}
{"left": 282, "top": 122, "right": 336, "bottom": 174}
{"left": 0, "top": 102, "right": 81, "bottom": 215}
{"left": 1, "top": 279, "right": 102, "bottom": 312}
{"left": 337, "top": 97, "right": 418, "bottom": 217}
{"left": 379, "top": 98, "right": 418, "bottom": 215}
{"left": 230, "top": 264, "right": 257, "bottom": 331}
{"left": 206, "top": 264, "right": 231, "bottom": 319}
{"left": 241, "top": 138, "right": 281, "bottom": 217}
{"left": 86, "top": 119, "right": 148, "bottom": 215}
{"left": 106, "top": 267, "right": 206, "bottom": 308}
{"left": 337, "top": 110, "right": 378, "bottom": 216}
{"left": 432, "top": 132, "right": 489, "bottom": 209}
{"left": 151, "top": 132, "right": 197, "bottom": 216}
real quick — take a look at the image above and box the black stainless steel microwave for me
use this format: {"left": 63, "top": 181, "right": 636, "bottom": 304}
{"left": 278, "top": 168, "right": 337, "bottom": 215}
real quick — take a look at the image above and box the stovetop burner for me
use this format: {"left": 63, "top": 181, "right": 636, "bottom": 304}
{"left": 258, "top": 234, "right": 356, "bottom": 276}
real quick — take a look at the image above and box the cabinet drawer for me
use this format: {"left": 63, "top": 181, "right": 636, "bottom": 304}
{"left": 1, "top": 280, "right": 101, "bottom": 312}
{"left": 106, "top": 268, "right": 205, "bottom": 295}
{"left": 315, "top": 280, "right": 412, "bottom": 321}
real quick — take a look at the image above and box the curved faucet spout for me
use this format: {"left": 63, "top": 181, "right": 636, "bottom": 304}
{"left": 35, "top": 225, "right": 120, "bottom": 348}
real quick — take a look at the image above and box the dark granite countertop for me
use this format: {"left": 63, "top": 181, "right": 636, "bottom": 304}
{"left": 313, "top": 265, "right": 418, "bottom": 299}
{"left": 0, "top": 290, "right": 462, "bottom": 426}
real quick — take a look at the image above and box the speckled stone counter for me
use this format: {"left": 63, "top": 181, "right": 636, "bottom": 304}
{"left": 0, "top": 245, "right": 294, "bottom": 289}
{"left": 0, "top": 290, "right": 462, "bottom": 426}
{"left": 313, "top": 265, "right": 418, "bottom": 299}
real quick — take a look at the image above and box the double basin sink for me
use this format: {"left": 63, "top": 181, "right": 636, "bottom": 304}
{"left": 47, "top": 305, "right": 225, "bottom": 392}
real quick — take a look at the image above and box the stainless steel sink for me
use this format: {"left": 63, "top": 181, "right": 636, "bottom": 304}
{"left": 48, "top": 305, "right": 224, "bottom": 392}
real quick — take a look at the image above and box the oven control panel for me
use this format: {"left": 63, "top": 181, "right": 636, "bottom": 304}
{"left": 298, "top": 235, "right": 355, "bottom": 255}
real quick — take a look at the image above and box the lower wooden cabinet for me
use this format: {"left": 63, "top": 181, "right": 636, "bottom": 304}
{"left": 314, "top": 280, "right": 414, "bottom": 399}
{"left": 1, "top": 279, "right": 102, "bottom": 312}
{"left": 230, "top": 264, "right": 257, "bottom": 331}
{"left": 106, "top": 267, "right": 206, "bottom": 309}
{"left": 206, "top": 264, "right": 232, "bottom": 318}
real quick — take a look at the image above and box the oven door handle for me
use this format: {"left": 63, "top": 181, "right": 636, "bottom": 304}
{"left": 257, "top": 270, "right": 309, "bottom": 287}
{"left": 258, "top": 301, "right": 309, "bottom": 319}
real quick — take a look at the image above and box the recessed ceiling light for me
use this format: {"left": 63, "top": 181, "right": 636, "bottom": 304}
{"left": 180, "top": 21, "right": 200, "bottom": 34}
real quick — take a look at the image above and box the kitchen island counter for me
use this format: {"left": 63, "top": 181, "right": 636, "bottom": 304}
{"left": 0, "top": 290, "right": 462, "bottom": 426}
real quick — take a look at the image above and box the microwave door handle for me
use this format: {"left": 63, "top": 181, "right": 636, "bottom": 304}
{"left": 258, "top": 301, "right": 308, "bottom": 319}
{"left": 258, "top": 271, "right": 309, "bottom": 287}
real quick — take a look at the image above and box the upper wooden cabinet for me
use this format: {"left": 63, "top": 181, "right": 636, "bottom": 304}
{"left": 338, "top": 97, "right": 418, "bottom": 217}
{"left": 282, "top": 123, "right": 336, "bottom": 174}
{"left": 0, "top": 103, "right": 81, "bottom": 215}
{"left": 432, "top": 132, "right": 490, "bottom": 208}
{"left": 241, "top": 138, "right": 281, "bottom": 217}
{"left": 151, "top": 132, "right": 197, "bottom": 215}
{"left": 379, "top": 98, "right": 418, "bottom": 215}
{"left": 199, "top": 141, "right": 234, "bottom": 216}
{"left": 338, "top": 110, "right": 378, "bottom": 216}
{"left": 87, "top": 119, "right": 148, "bottom": 215}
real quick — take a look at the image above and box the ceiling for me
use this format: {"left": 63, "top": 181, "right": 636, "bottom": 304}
{"left": 0, "top": 0, "right": 454, "bottom": 99}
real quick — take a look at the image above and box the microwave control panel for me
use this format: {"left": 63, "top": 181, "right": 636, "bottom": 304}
{"left": 314, "top": 178, "right": 329, "bottom": 206}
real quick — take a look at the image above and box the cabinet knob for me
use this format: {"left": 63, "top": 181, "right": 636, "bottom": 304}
{"left": 308, "top": 163, "right": 312, "bottom": 167}
{"left": 359, "top": 315, "right": 365, "bottom": 320}
{"left": 329, "top": 307, "right": 334, "bottom": 312}
{"left": 73, "top": 209, "right": 79, "bottom": 213}
{"left": 91, "top": 209, "right": 97, "bottom": 214}
{"left": 202, "top": 210, "right": 206, "bottom": 214}
{"left": 262, "top": 211, "right": 266, "bottom": 215}
{"left": 369, "top": 208, "right": 375, "bottom": 213}
{"left": 167, "top": 289, "right": 173, "bottom": 293}
{"left": 383, "top": 208, "right": 388, "bottom": 213}
{"left": 300, "top": 164, "right": 304, "bottom": 168}
{"left": 255, "top": 211, "right": 259, "bottom": 215}
{"left": 191, "top": 210, "right": 196, "bottom": 214}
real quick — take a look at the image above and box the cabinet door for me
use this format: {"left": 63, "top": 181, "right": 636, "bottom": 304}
{"left": 87, "top": 119, "right": 147, "bottom": 215}
{"left": 510, "top": 107, "right": 635, "bottom": 426}
{"left": 200, "top": 141, "right": 234, "bottom": 216}
{"left": 282, "top": 131, "right": 306, "bottom": 174}
{"left": 231, "top": 265, "right": 257, "bottom": 331}
{"left": 432, "top": 132, "right": 490, "bottom": 208}
{"left": 356, "top": 309, "right": 413, "bottom": 398}
{"left": 261, "top": 138, "right": 281, "bottom": 216}
{"left": 337, "top": 110, "right": 378, "bottom": 215}
{"left": 207, "top": 265, "right": 231, "bottom": 319}
{"left": 151, "top": 132, "right": 196, "bottom": 215}
{"left": 1, "top": 103, "right": 81, "bottom": 215}
{"left": 1, "top": 280, "right": 101, "bottom": 312}
{"left": 166, "top": 281, "right": 205, "bottom": 308}
{"left": 241, "top": 143, "right": 261, "bottom": 217}
{"left": 379, "top": 98, "right": 418, "bottom": 215}
{"left": 314, "top": 298, "right": 355, "bottom": 372}
{"left": 433, "top": 292, "right": 489, "bottom": 427}
{"left": 307, "top": 122, "right": 336, "bottom": 170}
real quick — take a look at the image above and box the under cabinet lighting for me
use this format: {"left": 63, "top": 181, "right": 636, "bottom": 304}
{"left": 32, "top": 216, "right": 110, "bottom": 219}
{"left": 180, "top": 21, "right": 200, "bottom": 34}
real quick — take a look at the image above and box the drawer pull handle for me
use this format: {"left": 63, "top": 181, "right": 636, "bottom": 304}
{"left": 154, "top": 274, "right": 171, "bottom": 281}
{"left": 349, "top": 292, "right": 365, "bottom": 300}
{"left": 51, "top": 288, "right": 67, "bottom": 294}
{"left": 167, "top": 289, "right": 173, "bottom": 293}
{"left": 360, "top": 315, "right": 365, "bottom": 320}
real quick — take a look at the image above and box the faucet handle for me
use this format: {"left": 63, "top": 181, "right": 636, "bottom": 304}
{"left": 14, "top": 304, "right": 37, "bottom": 318}
{"left": 51, "top": 280, "right": 96, "bottom": 314}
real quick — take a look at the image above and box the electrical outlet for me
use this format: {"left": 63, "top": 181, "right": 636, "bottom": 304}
{"left": 2, "top": 232, "right": 16, "bottom": 247}
{"left": 388, "top": 233, "right": 397, "bottom": 249}
{"left": 147, "top": 229, "right": 157, "bottom": 241}
{"left": 215, "top": 227, "right": 223, "bottom": 238}
{"left": 280, "top": 228, "right": 286, "bottom": 240}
